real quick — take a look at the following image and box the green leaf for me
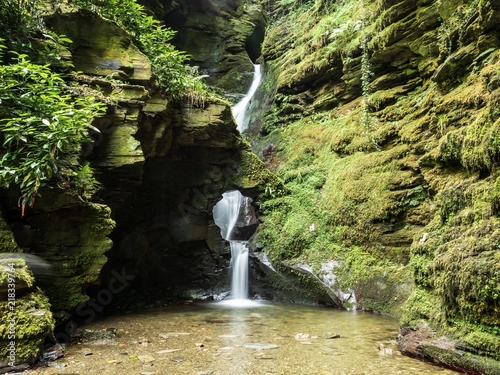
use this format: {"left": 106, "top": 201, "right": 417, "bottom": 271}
{"left": 22, "top": 174, "right": 31, "bottom": 184}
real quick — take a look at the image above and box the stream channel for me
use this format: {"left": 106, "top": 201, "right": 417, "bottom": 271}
{"left": 27, "top": 301, "right": 457, "bottom": 375}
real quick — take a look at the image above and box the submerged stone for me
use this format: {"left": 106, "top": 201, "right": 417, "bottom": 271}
{"left": 244, "top": 343, "right": 280, "bottom": 350}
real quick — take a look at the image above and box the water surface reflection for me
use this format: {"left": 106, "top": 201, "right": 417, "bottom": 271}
{"left": 28, "top": 302, "right": 457, "bottom": 375}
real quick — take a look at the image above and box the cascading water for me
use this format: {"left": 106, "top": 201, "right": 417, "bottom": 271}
{"left": 232, "top": 64, "right": 262, "bottom": 133}
{"left": 229, "top": 242, "right": 248, "bottom": 300}
{"left": 210, "top": 64, "right": 262, "bottom": 306}
{"left": 213, "top": 190, "right": 258, "bottom": 306}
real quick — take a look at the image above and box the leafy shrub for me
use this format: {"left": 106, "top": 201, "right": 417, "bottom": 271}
{"left": 67, "top": 0, "right": 208, "bottom": 104}
{"left": 0, "top": 44, "right": 105, "bottom": 212}
{"left": 0, "top": 0, "right": 44, "bottom": 38}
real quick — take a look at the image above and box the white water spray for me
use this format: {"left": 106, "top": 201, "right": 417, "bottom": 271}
{"left": 213, "top": 191, "right": 258, "bottom": 306}
{"left": 232, "top": 64, "right": 262, "bottom": 133}
{"left": 229, "top": 241, "right": 249, "bottom": 300}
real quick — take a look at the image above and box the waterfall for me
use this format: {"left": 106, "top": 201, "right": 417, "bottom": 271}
{"left": 232, "top": 64, "right": 262, "bottom": 133}
{"left": 213, "top": 191, "right": 257, "bottom": 305}
{"left": 229, "top": 242, "right": 248, "bottom": 300}
{"left": 212, "top": 191, "right": 243, "bottom": 241}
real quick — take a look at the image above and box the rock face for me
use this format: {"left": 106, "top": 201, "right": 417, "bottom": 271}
{"left": 97, "top": 97, "right": 264, "bottom": 301}
{"left": 48, "top": 12, "right": 152, "bottom": 83}
{"left": 250, "top": 0, "right": 500, "bottom": 372}
{"left": 144, "top": 0, "right": 266, "bottom": 95}
{"left": 40, "top": 10, "right": 278, "bottom": 306}
{"left": 0, "top": 193, "right": 115, "bottom": 322}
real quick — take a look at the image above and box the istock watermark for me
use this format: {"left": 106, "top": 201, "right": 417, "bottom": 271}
{"left": 53, "top": 267, "right": 134, "bottom": 344}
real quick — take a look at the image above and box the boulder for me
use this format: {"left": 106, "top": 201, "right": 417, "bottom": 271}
{"left": 47, "top": 12, "right": 152, "bottom": 84}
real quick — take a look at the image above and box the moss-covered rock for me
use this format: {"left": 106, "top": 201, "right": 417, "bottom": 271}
{"left": 0, "top": 211, "right": 22, "bottom": 254}
{"left": 0, "top": 197, "right": 115, "bottom": 322}
{"left": 0, "top": 258, "right": 55, "bottom": 364}
{"left": 47, "top": 11, "right": 152, "bottom": 83}
{"left": 254, "top": 0, "right": 500, "bottom": 372}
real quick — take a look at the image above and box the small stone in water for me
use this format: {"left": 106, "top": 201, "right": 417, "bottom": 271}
{"left": 41, "top": 344, "right": 65, "bottom": 361}
{"left": 255, "top": 353, "right": 275, "bottom": 360}
{"left": 324, "top": 333, "right": 341, "bottom": 339}
{"left": 171, "top": 356, "right": 187, "bottom": 362}
{"left": 81, "top": 348, "right": 93, "bottom": 356}
{"left": 157, "top": 349, "right": 181, "bottom": 354}
{"left": 378, "top": 343, "right": 393, "bottom": 356}
{"left": 138, "top": 354, "right": 155, "bottom": 363}
{"left": 295, "top": 333, "right": 310, "bottom": 340}
{"left": 195, "top": 343, "right": 204, "bottom": 347}
{"left": 244, "top": 343, "right": 280, "bottom": 350}
{"left": 382, "top": 348, "right": 393, "bottom": 355}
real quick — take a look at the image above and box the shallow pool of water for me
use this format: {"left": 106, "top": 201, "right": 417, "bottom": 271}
{"left": 27, "top": 302, "right": 457, "bottom": 375}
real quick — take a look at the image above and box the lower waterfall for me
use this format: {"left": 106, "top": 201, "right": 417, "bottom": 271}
{"left": 229, "top": 242, "right": 249, "bottom": 300}
{"left": 213, "top": 190, "right": 258, "bottom": 306}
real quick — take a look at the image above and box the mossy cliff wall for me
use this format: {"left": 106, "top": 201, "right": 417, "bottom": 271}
{"left": 252, "top": 0, "right": 500, "bottom": 372}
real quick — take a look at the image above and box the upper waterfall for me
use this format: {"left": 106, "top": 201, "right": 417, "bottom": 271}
{"left": 232, "top": 64, "right": 262, "bottom": 133}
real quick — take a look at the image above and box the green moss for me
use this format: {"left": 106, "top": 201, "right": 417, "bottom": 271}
{"left": 232, "top": 150, "right": 284, "bottom": 195}
{"left": 0, "top": 290, "right": 55, "bottom": 363}
{"left": 256, "top": 114, "right": 419, "bottom": 314}
{"left": 259, "top": 0, "right": 500, "bottom": 369}
{"left": 335, "top": 247, "right": 413, "bottom": 316}
{"left": 461, "top": 331, "right": 500, "bottom": 361}
{"left": 0, "top": 258, "right": 34, "bottom": 288}
{"left": 401, "top": 287, "right": 445, "bottom": 328}
{"left": 35, "top": 202, "right": 115, "bottom": 321}
{"left": 0, "top": 213, "right": 23, "bottom": 254}
{"left": 405, "top": 171, "right": 500, "bottom": 350}
{"left": 417, "top": 342, "right": 500, "bottom": 375}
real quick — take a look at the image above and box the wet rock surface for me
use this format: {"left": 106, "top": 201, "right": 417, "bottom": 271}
{"left": 149, "top": 0, "right": 266, "bottom": 95}
{"left": 398, "top": 328, "right": 500, "bottom": 375}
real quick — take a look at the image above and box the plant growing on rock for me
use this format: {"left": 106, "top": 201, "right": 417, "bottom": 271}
{"left": 436, "top": 0, "right": 480, "bottom": 59}
{"left": 360, "top": 35, "right": 380, "bottom": 151}
{"left": 0, "top": 43, "right": 106, "bottom": 212}
{"left": 66, "top": 0, "right": 209, "bottom": 105}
